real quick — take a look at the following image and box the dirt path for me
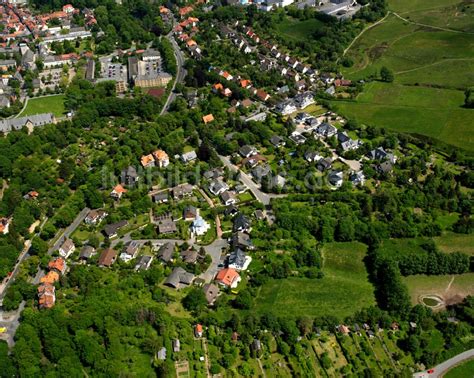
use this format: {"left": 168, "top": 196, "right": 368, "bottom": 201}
{"left": 445, "top": 276, "right": 455, "bottom": 294}
{"left": 257, "top": 358, "right": 267, "bottom": 378}
{"left": 395, "top": 57, "right": 474, "bottom": 75}
{"left": 341, "top": 12, "right": 391, "bottom": 59}
{"left": 392, "top": 11, "right": 474, "bottom": 35}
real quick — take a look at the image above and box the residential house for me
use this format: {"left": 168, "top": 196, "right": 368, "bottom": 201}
{"left": 172, "top": 184, "right": 194, "bottom": 200}
{"left": 110, "top": 184, "right": 127, "bottom": 200}
{"left": 141, "top": 154, "right": 155, "bottom": 168}
{"left": 204, "top": 168, "right": 224, "bottom": 180}
{"left": 40, "top": 271, "right": 60, "bottom": 284}
{"left": 103, "top": 220, "right": 128, "bottom": 238}
{"left": 120, "top": 241, "right": 141, "bottom": 262}
{"left": 377, "top": 161, "right": 394, "bottom": 175}
{"left": 368, "top": 147, "right": 396, "bottom": 163}
{"left": 232, "top": 232, "right": 254, "bottom": 250}
{"left": 183, "top": 205, "right": 198, "bottom": 221}
{"left": 289, "top": 132, "right": 306, "bottom": 145}
{"left": 84, "top": 209, "right": 108, "bottom": 226}
{"left": 275, "top": 99, "right": 297, "bottom": 115}
{"left": 98, "top": 248, "right": 117, "bottom": 267}
{"left": 233, "top": 213, "right": 251, "bottom": 233}
{"left": 180, "top": 249, "right": 198, "bottom": 264}
{"left": 156, "top": 348, "right": 167, "bottom": 361}
{"left": 221, "top": 191, "right": 236, "bottom": 206}
{"left": 48, "top": 258, "right": 67, "bottom": 275}
{"left": 239, "top": 145, "right": 258, "bottom": 158}
{"left": 305, "top": 151, "right": 322, "bottom": 163}
{"left": 172, "top": 339, "right": 181, "bottom": 353}
{"left": 157, "top": 242, "right": 175, "bottom": 263}
{"left": 317, "top": 158, "right": 332, "bottom": 172}
{"left": 195, "top": 324, "right": 203, "bottom": 337}
{"left": 209, "top": 179, "right": 229, "bottom": 196}
{"left": 328, "top": 170, "right": 344, "bottom": 188}
{"left": 202, "top": 114, "right": 214, "bottom": 124}
{"left": 153, "top": 150, "right": 170, "bottom": 168}
{"left": 256, "top": 89, "right": 270, "bottom": 102}
{"left": 349, "top": 171, "right": 365, "bottom": 186}
{"left": 59, "top": 238, "right": 75, "bottom": 258}
{"left": 164, "top": 267, "right": 195, "bottom": 289}
{"left": 270, "top": 135, "right": 285, "bottom": 148}
{"left": 202, "top": 283, "right": 219, "bottom": 305}
{"left": 38, "top": 283, "right": 55, "bottom": 309}
{"left": 215, "top": 268, "right": 241, "bottom": 288}
{"left": 294, "top": 92, "right": 314, "bottom": 109}
{"left": 152, "top": 191, "right": 168, "bottom": 203}
{"left": 157, "top": 219, "right": 178, "bottom": 235}
{"left": 295, "top": 112, "right": 311, "bottom": 124}
{"left": 181, "top": 150, "right": 197, "bottom": 163}
{"left": 252, "top": 339, "right": 262, "bottom": 355}
{"left": 0, "top": 218, "right": 10, "bottom": 235}
{"left": 225, "top": 204, "right": 239, "bottom": 217}
{"left": 228, "top": 248, "right": 251, "bottom": 271}
{"left": 315, "top": 123, "right": 337, "bottom": 138}
{"left": 79, "top": 246, "right": 96, "bottom": 261}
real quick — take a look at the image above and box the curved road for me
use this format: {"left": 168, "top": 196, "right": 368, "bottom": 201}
{"left": 413, "top": 349, "right": 474, "bottom": 378}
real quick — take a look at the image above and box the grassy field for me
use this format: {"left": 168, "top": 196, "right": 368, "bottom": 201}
{"left": 403, "top": 273, "right": 474, "bottom": 305}
{"left": 19, "top": 95, "right": 66, "bottom": 118}
{"left": 434, "top": 233, "right": 474, "bottom": 255}
{"left": 274, "top": 17, "right": 324, "bottom": 42}
{"left": 444, "top": 358, "right": 474, "bottom": 378}
{"left": 337, "top": 0, "right": 474, "bottom": 150}
{"left": 331, "top": 82, "right": 474, "bottom": 151}
{"left": 254, "top": 242, "right": 375, "bottom": 319}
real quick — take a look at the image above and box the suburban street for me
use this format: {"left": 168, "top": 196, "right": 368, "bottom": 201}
{"left": 160, "top": 32, "right": 187, "bottom": 115}
{"left": 413, "top": 349, "right": 474, "bottom": 378}
{"left": 219, "top": 155, "right": 286, "bottom": 205}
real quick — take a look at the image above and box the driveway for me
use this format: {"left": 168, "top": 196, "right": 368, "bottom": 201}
{"left": 0, "top": 301, "right": 25, "bottom": 348}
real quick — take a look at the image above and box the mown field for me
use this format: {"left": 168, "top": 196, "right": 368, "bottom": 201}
{"left": 336, "top": 0, "right": 474, "bottom": 150}
{"left": 254, "top": 242, "right": 375, "bottom": 319}
{"left": 18, "top": 95, "right": 66, "bottom": 118}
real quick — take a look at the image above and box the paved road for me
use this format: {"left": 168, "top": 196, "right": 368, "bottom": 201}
{"left": 0, "top": 302, "right": 25, "bottom": 348}
{"left": 413, "top": 349, "right": 474, "bottom": 378}
{"left": 160, "top": 33, "right": 187, "bottom": 115}
{"left": 199, "top": 238, "right": 229, "bottom": 283}
{"left": 219, "top": 155, "right": 286, "bottom": 206}
{"left": 48, "top": 207, "right": 90, "bottom": 254}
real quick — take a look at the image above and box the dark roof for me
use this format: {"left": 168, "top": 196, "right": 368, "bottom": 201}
{"left": 233, "top": 213, "right": 251, "bottom": 231}
{"left": 158, "top": 242, "right": 175, "bottom": 262}
{"left": 79, "top": 246, "right": 95, "bottom": 259}
{"left": 164, "top": 267, "right": 195, "bottom": 288}
{"left": 228, "top": 248, "right": 247, "bottom": 268}
{"left": 203, "top": 283, "right": 219, "bottom": 304}
{"left": 103, "top": 220, "right": 128, "bottom": 237}
{"left": 181, "top": 249, "right": 198, "bottom": 264}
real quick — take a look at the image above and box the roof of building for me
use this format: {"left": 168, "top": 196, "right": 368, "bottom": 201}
{"left": 202, "top": 114, "right": 214, "bottom": 124}
{"left": 164, "top": 267, "right": 195, "bottom": 288}
{"left": 98, "top": 248, "right": 117, "bottom": 266}
{"left": 203, "top": 283, "right": 219, "bottom": 304}
{"left": 158, "top": 242, "right": 175, "bottom": 262}
{"left": 216, "top": 268, "right": 240, "bottom": 287}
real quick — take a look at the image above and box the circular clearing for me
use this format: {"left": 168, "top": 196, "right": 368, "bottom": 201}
{"left": 420, "top": 295, "right": 445, "bottom": 310}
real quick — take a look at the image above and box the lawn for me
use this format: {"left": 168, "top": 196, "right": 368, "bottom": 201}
{"left": 403, "top": 273, "right": 474, "bottom": 305}
{"left": 253, "top": 242, "right": 375, "bottom": 319}
{"left": 444, "top": 358, "right": 474, "bottom": 378}
{"left": 331, "top": 82, "right": 474, "bottom": 151}
{"left": 18, "top": 95, "right": 66, "bottom": 118}
{"left": 274, "top": 17, "right": 324, "bottom": 42}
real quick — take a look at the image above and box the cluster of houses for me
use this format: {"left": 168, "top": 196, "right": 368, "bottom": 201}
{"left": 37, "top": 257, "right": 67, "bottom": 309}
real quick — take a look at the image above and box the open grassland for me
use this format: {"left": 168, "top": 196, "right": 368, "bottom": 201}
{"left": 403, "top": 273, "right": 474, "bottom": 305}
{"left": 18, "top": 95, "right": 66, "bottom": 118}
{"left": 444, "top": 358, "right": 474, "bottom": 378}
{"left": 254, "top": 242, "right": 375, "bottom": 319}
{"left": 274, "top": 17, "right": 324, "bottom": 42}
{"left": 331, "top": 82, "right": 474, "bottom": 151}
{"left": 337, "top": 0, "right": 474, "bottom": 150}
{"left": 434, "top": 233, "right": 474, "bottom": 255}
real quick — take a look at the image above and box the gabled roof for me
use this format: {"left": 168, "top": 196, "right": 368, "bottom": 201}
{"left": 215, "top": 268, "right": 240, "bottom": 287}
{"left": 202, "top": 114, "right": 214, "bottom": 124}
